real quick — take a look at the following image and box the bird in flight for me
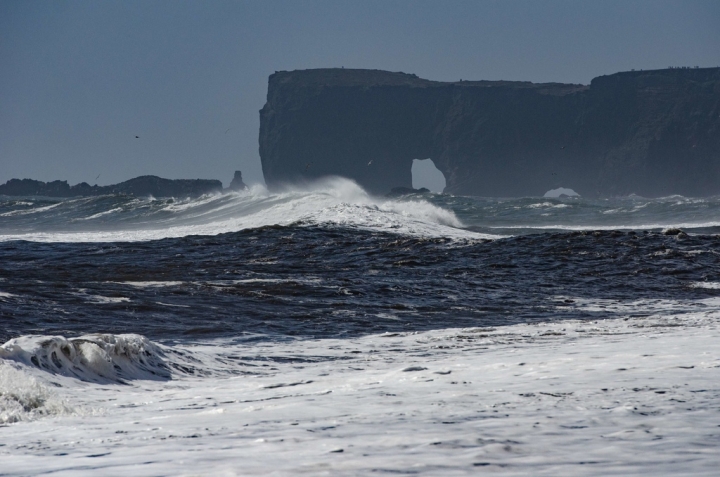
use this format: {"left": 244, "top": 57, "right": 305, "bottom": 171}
{"left": 135, "top": 136, "right": 140, "bottom": 139}
{"left": 367, "top": 160, "right": 373, "bottom": 166}
{"left": 95, "top": 174, "right": 101, "bottom": 181}
{"left": 304, "top": 162, "right": 312, "bottom": 171}
{"left": 224, "top": 128, "right": 232, "bottom": 134}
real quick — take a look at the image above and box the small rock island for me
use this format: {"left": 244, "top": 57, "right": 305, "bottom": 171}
{"left": 259, "top": 67, "right": 720, "bottom": 197}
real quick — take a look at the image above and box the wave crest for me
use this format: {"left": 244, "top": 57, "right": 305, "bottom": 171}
{"left": 0, "top": 177, "right": 479, "bottom": 243}
{"left": 0, "top": 334, "right": 171, "bottom": 384}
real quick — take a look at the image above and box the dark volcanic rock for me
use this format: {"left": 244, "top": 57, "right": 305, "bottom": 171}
{"left": 386, "top": 186, "right": 430, "bottom": 197}
{"left": 0, "top": 176, "right": 223, "bottom": 198}
{"left": 228, "top": 170, "right": 248, "bottom": 191}
{"left": 259, "top": 67, "right": 720, "bottom": 197}
{"left": 106, "top": 176, "right": 223, "bottom": 197}
{"left": 0, "top": 179, "right": 74, "bottom": 197}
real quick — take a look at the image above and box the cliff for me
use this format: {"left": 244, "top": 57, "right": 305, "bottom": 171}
{"left": 0, "top": 176, "right": 223, "bottom": 198}
{"left": 259, "top": 67, "right": 720, "bottom": 197}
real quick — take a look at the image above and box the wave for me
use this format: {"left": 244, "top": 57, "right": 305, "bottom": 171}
{"left": 3, "top": 294, "right": 717, "bottom": 420}
{"left": 0, "top": 332, "right": 178, "bottom": 422}
{"left": 0, "top": 334, "right": 172, "bottom": 384}
{"left": 0, "top": 332, "right": 272, "bottom": 388}
{"left": 443, "top": 193, "right": 720, "bottom": 235}
{"left": 0, "top": 178, "right": 482, "bottom": 243}
{"left": 4, "top": 180, "right": 720, "bottom": 243}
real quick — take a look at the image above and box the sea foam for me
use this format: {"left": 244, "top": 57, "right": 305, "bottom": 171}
{"left": 0, "top": 334, "right": 171, "bottom": 384}
{"left": 0, "top": 362, "right": 72, "bottom": 423}
{"left": 0, "top": 177, "right": 483, "bottom": 243}
{"left": 2, "top": 307, "right": 720, "bottom": 474}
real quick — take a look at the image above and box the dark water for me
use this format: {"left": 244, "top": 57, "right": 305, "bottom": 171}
{"left": 3, "top": 184, "right": 720, "bottom": 475}
{"left": 2, "top": 224, "right": 718, "bottom": 344}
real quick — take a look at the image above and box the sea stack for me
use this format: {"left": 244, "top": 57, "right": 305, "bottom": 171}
{"left": 228, "top": 171, "right": 248, "bottom": 191}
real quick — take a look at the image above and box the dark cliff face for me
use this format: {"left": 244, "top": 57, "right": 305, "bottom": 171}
{"left": 259, "top": 68, "right": 720, "bottom": 197}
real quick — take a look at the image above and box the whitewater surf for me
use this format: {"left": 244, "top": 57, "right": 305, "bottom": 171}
{"left": 2, "top": 180, "right": 720, "bottom": 475}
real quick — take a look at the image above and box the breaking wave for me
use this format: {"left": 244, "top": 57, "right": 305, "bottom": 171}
{"left": 0, "top": 177, "right": 477, "bottom": 243}
{"left": 0, "top": 334, "right": 172, "bottom": 384}
{"left": 3, "top": 178, "right": 720, "bottom": 243}
{"left": 0, "top": 333, "right": 264, "bottom": 386}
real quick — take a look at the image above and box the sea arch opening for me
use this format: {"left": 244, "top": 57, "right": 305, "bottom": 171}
{"left": 411, "top": 159, "right": 446, "bottom": 193}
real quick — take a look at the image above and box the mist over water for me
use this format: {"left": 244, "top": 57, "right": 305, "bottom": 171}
{"left": 0, "top": 178, "right": 467, "bottom": 242}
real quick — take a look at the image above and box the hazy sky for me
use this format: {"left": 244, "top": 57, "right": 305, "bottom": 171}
{"left": 1, "top": 0, "right": 719, "bottom": 187}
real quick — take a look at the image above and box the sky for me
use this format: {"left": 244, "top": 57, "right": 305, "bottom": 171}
{"left": 1, "top": 0, "right": 719, "bottom": 188}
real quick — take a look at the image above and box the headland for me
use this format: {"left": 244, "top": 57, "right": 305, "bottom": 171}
{"left": 260, "top": 67, "right": 720, "bottom": 197}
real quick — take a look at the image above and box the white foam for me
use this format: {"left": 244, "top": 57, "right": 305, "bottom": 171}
{"left": 489, "top": 221, "right": 720, "bottom": 231}
{"left": 0, "top": 201, "right": 63, "bottom": 217}
{"left": 527, "top": 201, "right": 570, "bottom": 209}
{"left": 88, "top": 295, "right": 130, "bottom": 304}
{"left": 543, "top": 187, "right": 579, "bottom": 198}
{"left": 74, "top": 207, "right": 123, "bottom": 221}
{"left": 690, "top": 282, "right": 720, "bottom": 289}
{"left": 116, "top": 281, "right": 184, "bottom": 288}
{"left": 0, "top": 362, "right": 72, "bottom": 423}
{"left": 2, "top": 304, "right": 720, "bottom": 474}
{"left": 0, "top": 178, "right": 490, "bottom": 243}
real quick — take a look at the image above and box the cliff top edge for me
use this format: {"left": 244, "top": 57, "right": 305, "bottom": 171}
{"left": 268, "top": 66, "right": 720, "bottom": 90}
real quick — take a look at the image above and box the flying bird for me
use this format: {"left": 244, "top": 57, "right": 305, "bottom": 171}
{"left": 224, "top": 128, "right": 232, "bottom": 134}
{"left": 304, "top": 162, "right": 312, "bottom": 171}
{"left": 95, "top": 174, "right": 101, "bottom": 181}
{"left": 560, "top": 145, "right": 566, "bottom": 150}
{"left": 368, "top": 160, "right": 373, "bottom": 166}
{"left": 135, "top": 136, "right": 140, "bottom": 139}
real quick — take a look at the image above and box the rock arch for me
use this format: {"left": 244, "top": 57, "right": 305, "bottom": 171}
{"left": 260, "top": 68, "right": 720, "bottom": 197}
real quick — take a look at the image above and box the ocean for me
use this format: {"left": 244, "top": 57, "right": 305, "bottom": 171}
{"left": 1, "top": 177, "right": 719, "bottom": 475}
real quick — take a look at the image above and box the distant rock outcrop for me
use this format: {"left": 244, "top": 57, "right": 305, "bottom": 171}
{"left": 386, "top": 186, "right": 430, "bottom": 197}
{"left": 259, "top": 67, "right": 720, "bottom": 197}
{"left": 228, "top": 171, "right": 248, "bottom": 191}
{"left": 0, "top": 176, "right": 223, "bottom": 198}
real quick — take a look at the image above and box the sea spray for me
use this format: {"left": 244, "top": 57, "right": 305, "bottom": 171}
{"left": 0, "top": 362, "right": 72, "bottom": 423}
{"left": 0, "top": 177, "right": 473, "bottom": 242}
